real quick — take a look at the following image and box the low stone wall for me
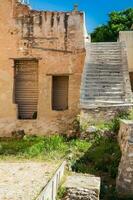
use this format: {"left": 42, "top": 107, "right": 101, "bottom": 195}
{"left": 63, "top": 173, "right": 100, "bottom": 200}
{"left": 116, "top": 120, "right": 133, "bottom": 198}
{"left": 37, "top": 161, "right": 66, "bottom": 200}
{"left": 80, "top": 105, "right": 132, "bottom": 125}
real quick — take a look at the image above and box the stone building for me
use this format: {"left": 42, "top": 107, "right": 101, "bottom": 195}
{"left": 0, "top": 0, "right": 133, "bottom": 137}
{"left": 0, "top": 0, "right": 86, "bottom": 136}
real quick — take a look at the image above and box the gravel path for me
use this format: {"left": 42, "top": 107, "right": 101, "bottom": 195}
{"left": 0, "top": 161, "right": 59, "bottom": 200}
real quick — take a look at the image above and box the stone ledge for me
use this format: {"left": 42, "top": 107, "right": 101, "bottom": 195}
{"left": 63, "top": 173, "right": 100, "bottom": 200}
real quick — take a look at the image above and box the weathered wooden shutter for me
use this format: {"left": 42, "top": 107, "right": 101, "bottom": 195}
{"left": 15, "top": 60, "right": 38, "bottom": 119}
{"left": 52, "top": 76, "right": 69, "bottom": 111}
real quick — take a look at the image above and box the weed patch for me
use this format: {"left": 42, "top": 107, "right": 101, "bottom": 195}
{"left": 0, "top": 135, "right": 91, "bottom": 161}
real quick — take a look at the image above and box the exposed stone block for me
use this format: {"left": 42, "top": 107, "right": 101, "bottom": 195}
{"left": 63, "top": 173, "right": 100, "bottom": 200}
{"left": 116, "top": 120, "right": 133, "bottom": 198}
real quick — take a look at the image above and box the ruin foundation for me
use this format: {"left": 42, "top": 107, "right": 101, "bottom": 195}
{"left": 63, "top": 173, "right": 100, "bottom": 200}
{"left": 116, "top": 120, "right": 133, "bottom": 198}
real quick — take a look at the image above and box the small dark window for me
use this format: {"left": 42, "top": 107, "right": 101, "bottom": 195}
{"left": 129, "top": 72, "right": 133, "bottom": 92}
{"left": 52, "top": 76, "right": 69, "bottom": 111}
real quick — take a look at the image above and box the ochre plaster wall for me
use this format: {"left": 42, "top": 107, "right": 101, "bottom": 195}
{"left": 0, "top": 0, "right": 86, "bottom": 136}
{"left": 119, "top": 31, "right": 133, "bottom": 72}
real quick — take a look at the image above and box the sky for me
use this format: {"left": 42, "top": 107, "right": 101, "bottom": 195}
{"left": 29, "top": 0, "right": 133, "bottom": 32}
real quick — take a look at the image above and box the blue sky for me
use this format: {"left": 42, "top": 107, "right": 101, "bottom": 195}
{"left": 29, "top": 0, "right": 133, "bottom": 32}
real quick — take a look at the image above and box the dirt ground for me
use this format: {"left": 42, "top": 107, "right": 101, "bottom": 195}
{"left": 0, "top": 161, "right": 59, "bottom": 200}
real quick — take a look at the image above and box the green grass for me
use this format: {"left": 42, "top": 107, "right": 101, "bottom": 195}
{"left": 0, "top": 135, "right": 91, "bottom": 161}
{"left": 72, "top": 136, "right": 121, "bottom": 178}
{"left": 1, "top": 109, "right": 133, "bottom": 199}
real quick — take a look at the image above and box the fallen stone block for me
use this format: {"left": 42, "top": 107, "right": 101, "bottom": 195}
{"left": 63, "top": 173, "right": 100, "bottom": 200}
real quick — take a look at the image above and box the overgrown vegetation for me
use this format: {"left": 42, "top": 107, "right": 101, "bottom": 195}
{"left": 0, "top": 135, "right": 90, "bottom": 161}
{"left": 1, "top": 109, "right": 133, "bottom": 199}
{"left": 91, "top": 8, "right": 133, "bottom": 42}
{"left": 71, "top": 109, "right": 133, "bottom": 200}
{"left": 57, "top": 186, "right": 67, "bottom": 200}
{"left": 72, "top": 136, "right": 121, "bottom": 178}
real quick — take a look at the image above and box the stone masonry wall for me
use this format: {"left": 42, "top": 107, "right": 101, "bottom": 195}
{"left": 116, "top": 120, "right": 133, "bottom": 198}
{"left": 80, "top": 105, "right": 132, "bottom": 125}
{"left": 63, "top": 173, "right": 100, "bottom": 200}
{"left": 0, "top": 0, "right": 86, "bottom": 136}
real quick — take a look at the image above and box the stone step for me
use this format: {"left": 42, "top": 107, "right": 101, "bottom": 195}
{"left": 81, "top": 96, "right": 125, "bottom": 101}
{"left": 84, "top": 68, "right": 123, "bottom": 72}
{"left": 89, "top": 47, "right": 121, "bottom": 51}
{"left": 82, "top": 81, "right": 124, "bottom": 89}
{"left": 89, "top": 44, "right": 121, "bottom": 48}
{"left": 84, "top": 73, "right": 122, "bottom": 77}
{"left": 89, "top": 51, "right": 121, "bottom": 54}
{"left": 89, "top": 58, "right": 122, "bottom": 61}
{"left": 90, "top": 48, "right": 121, "bottom": 51}
{"left": 90, "top": 42, "right": 120, "bottom": 45}
{"left": 82, "top": 92, "right": 124, "bottom": 97}
{"left": 84, "top": 77, "right": 123, "bottom": 82}
{"left": 80, "top": 100, "right": 127, "bottom": 105}
{"left": 82, "top": 85, "right": 123, "bottom": 90}
{"left": 81, "top": 88, "right": 123, "bottom": 93}
{"left": 85, "top": 66, "right": 122, "bottom": 70}
{"left": 89, "top": 43, "right": 121, "bottom": 46}
{"left": 84, "top": 74, "right": 123, "bottom": 78}
{"left": 82, "top": 86, "right": 124, "bottom": 92}
{"left": 82, "top": 82, "right": 123, "bottom": 87}
{"left": 90, "top": 51, "right": 121, "bottom": 54}
{"left": 81, "top": 89, "right": 123, "bottom": 93}
{"left": 80, "top": 41, "right": 131, "bottom": 106}
{"left": 86, "top": 63, "right": 122, "bottom": 67}
{"left": 88, "top": 55, "right": 122, "bottom": 58}
{"left": 89, "top": 61, "right": 122, "bottom": 65}
{"left": 89, "top": 54, "right": 121, "bottom": 57}
{"left": 88, "top": 61, "right": 122, "bottom": 65}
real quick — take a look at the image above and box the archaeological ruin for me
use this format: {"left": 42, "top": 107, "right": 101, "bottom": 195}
{"left": 0, "top": 0, "right": 86, "bottom": 136}
{"left": 0, "top": 0, "right": 133, "bottom": 137}
{"left": 0, "top": 1, "right": 133, "bottom": 199}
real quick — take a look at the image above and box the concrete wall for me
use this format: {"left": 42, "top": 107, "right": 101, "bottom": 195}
{"left": 0, "top": 0, "right": 86, "bottom": 136}
{"left": 119, "top": 31, "right": 133, "bottom": 72}
{"left": 116, "top": 120, "right": 133, "bottom": 198}
{"left": 37, "top": 161, "right": 66, "bottom": 200}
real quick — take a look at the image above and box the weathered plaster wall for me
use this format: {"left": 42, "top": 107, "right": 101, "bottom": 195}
{"left": 116, "top": 120, "right": 133, "bottom": 198}
{"left": 119, "top": 31, "right": 133, "bottom": 72}
{"left": 0, "top": 0, "right": 86, "bottom": 136}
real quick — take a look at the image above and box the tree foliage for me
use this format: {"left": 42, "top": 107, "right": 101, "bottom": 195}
{"left": 91, "top": 8, "right": 133, "bottom": 42}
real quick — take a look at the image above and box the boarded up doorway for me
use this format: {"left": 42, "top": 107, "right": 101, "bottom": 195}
{"left": 52, "top": 76, "right": 69, "bottom": 111}
{"left": 14, "top": 59, "right": 38, "bottom": 119}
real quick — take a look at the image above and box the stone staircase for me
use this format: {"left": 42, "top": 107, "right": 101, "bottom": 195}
{"left": 80, "top": 42, "right": 132, "bottom": 108}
